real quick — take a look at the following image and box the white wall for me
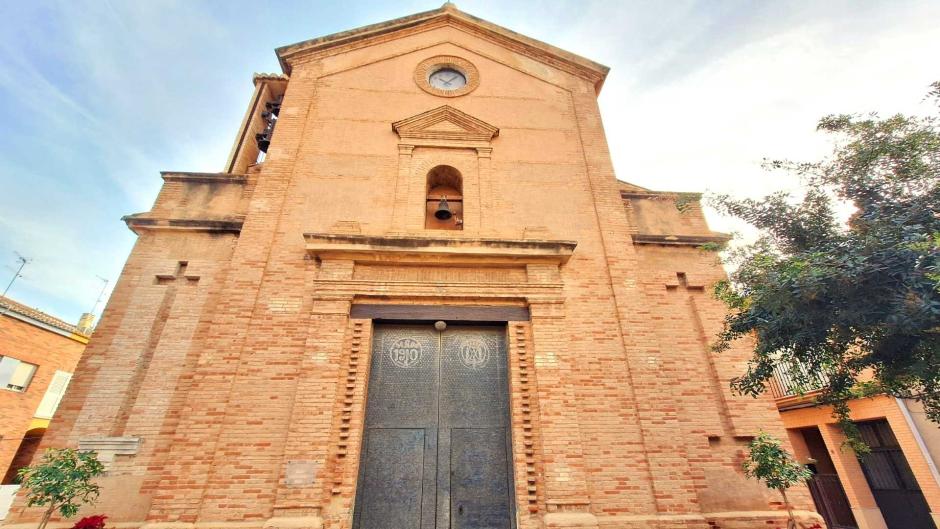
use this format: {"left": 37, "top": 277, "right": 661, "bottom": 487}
{"left": 903, "top": 400, "right": 940, "bottom": 469}
{"left": 0, "top": 484, "right": 20, "bottom": 521}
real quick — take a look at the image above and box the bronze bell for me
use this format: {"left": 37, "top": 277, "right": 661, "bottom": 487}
{"left": 434, "top": 196, "right": 453, "bottom": 220}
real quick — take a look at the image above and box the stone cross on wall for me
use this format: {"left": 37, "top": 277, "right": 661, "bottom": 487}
{"left": 667, "top": 272, "right": 707, "bottom": 345}
{"left": 667, "top": 272, "right": 735, "bottom": 438}
{"left": 150, "top": 262, "right": 201, "bottom": 349}
{"left": 155, "top": 261, "right": 200, "bottom": 287}
{"left": 111, "top": 261, "right": 200, "bottom": 435}
{"left": 670, "top": 272, "right": 758, "bottom": 447}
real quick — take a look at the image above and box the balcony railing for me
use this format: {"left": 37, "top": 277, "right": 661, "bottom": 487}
{"left": 768, "top": 360, "right": 830, "bottom": 399}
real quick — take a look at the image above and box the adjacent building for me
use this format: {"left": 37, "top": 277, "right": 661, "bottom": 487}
{"left": 772, "top": 366, "right": 940, "bottom": 529}
{"left": 0, "top": 296, "right": 89, "bottom": 517}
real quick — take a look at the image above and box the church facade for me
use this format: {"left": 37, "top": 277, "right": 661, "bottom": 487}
{"left": 5, "top": 5, "right": 824, "bottom": 529}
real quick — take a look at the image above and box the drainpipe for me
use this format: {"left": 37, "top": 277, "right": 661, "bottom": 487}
{"left": 896, "top": 398, "right": 940, "bottom": 487}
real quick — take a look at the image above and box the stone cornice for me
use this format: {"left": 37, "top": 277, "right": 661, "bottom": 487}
{"left": 123, "top": 215, "right": 244, "bottom": 234}
{"left": 392, "top": 105, "right": 498, "bottom": 144}
{"left": 631, "top": 233, "right": 731, "bottom": 247}
{"left": 621, "top": 190, "right": 703, "bottom": 200}
{"left": 160, "top": 172, "right": 248, "bottom": 185}
{"left": 252, "top": 72, "right": 289, "bottom": 85}
{"left": 304, "top": 233, "right": 576, "bottom": 265}
{"left": 275, "top": 5, "right": 609, "bottom": 91}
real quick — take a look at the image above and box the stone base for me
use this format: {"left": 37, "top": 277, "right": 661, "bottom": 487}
{"left": 592, "top": 510, "right": 825, "bottom": 528}
{"left": 544, "top": 512, "right": 600, "bottom": 528}
{"left": 0, "top": 511, "right": 825, "bottom": 529}
{"left": 262, "top": 517, "right": 323, "bottom": 529}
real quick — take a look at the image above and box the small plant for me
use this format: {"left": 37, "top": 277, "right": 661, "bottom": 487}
{"left": 742, "top": 431, "right": 813, "bottom": 529}
{"left": 71, "top": 515, "right": 108, "bottom": 529}
{"left": 16, "top": 448, "right": 105, "bottom": 529}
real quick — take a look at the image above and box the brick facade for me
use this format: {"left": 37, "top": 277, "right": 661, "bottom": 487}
{"left": 4, "top": 5, "right": 825, "bottom": 529}
{"left": 0, "top": 298, "right": 87, "bottom": 483}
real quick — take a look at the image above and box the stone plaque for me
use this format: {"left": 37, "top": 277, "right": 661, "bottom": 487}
{"left": 284, "top": 460, "right": 318, "bottom": 487}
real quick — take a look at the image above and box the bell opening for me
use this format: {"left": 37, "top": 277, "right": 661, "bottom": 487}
{"left": 425, "top": 165, "right": 463, "bottom": 230}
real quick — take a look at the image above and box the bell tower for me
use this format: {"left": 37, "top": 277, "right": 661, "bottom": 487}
{"left": 224, "top": 74, "right": 287, "bottom": 174}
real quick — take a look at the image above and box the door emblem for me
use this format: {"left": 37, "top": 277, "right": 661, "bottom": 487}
{"left": 388, "top": 338, "right": 423, "bottom": 368}
{"left": 458, "top": 337, "right": 490, "bottom": 369}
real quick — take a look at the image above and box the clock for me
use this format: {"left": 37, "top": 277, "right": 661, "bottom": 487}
{"left": 415, "top": 56, "right": 479, "bottom": 97}
{"left": 428, "top": 68, "right": 467, "bottom": 91}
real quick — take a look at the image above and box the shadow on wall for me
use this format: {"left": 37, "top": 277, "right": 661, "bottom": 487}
{"left": 2, "top": 427, "right": 45, "bottom": 485}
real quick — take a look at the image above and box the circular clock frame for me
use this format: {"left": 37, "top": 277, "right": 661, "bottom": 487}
{"left": 415, "top": 55, "right": 480, "bottom": 97}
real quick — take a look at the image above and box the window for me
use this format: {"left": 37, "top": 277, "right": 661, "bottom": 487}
{"left": 0, "top": 356, "right": 38, "bottom": 392}
{"left": 425, "top": 165, "right": 463, "bottom": 230}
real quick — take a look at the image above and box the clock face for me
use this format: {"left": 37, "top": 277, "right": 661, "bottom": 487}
{"left": 428, "top": 68, "right": 467, "bottom": 91}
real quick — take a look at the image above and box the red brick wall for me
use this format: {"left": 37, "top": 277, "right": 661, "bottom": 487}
{"left": 0, "top": 314, "right": 85, "bottom": 479}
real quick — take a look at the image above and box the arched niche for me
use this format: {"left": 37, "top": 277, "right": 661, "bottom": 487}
{"left": 425, "top": 165, "right": 463, "bottom": 230}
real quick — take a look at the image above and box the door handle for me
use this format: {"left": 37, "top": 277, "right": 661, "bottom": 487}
{"left": 457, "top": 504, "right": 464, "bottom": 516}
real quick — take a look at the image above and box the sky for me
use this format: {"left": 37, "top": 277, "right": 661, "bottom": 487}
{"left": 0, "top": 0, "right": 938, "bottom": 324}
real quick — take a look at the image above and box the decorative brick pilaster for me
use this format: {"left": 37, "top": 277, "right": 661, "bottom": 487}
{"left": 320, "top": 319, "right": 372, "bottom": 529}
{"left": 508, "top": 322, "right": 545, "bottom": 529}
{"left": 270, "top": 297, "right": 352, "bottom": 523}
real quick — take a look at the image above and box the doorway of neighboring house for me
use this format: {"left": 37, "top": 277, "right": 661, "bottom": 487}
{"left": 856, "top": 419, "right": 936, "bottom": 529}
{"left": 1, "top": 428, "right": 45, "bottom": 484}
{"left": 799, "top": 427, "right": 858, "bottom": 529}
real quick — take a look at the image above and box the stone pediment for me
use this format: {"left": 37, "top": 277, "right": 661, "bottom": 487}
{"left": 392, "top": 105, "right": 498, "bottom": 145}
{"left": 275, "top": 3, "right": 609, "bottom": 92}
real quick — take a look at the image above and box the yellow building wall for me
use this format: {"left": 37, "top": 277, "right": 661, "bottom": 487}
{"left": 781, "top": 395, "right": 940, "bottom": 529}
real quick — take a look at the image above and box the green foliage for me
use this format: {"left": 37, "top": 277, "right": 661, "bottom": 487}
{"left": 698, "top": 241, "right": 725, "bottom": 253}
{"left": 17, "top": 448, "right": 104, "bottom": 525}
{"left": 743, "top": 432, "right": 813, "bottom": 529}
{"left": 674, "top": 193, "right": 699, "bottom": 213}
{"left": 710, "top": 82, "right": 940, "bottom": 446}
{"left": 743, "top": 431, "right": 813, "bottom": 491}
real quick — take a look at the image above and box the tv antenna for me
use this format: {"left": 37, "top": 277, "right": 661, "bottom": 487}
{"left": 1, "top": 252, "right": 30, "bottom": 299}
{"left": 89, "top": 275, "right": 110, "bottom": 315}
{"left": 0, "top": 252, "right": 31, "bottom": 318}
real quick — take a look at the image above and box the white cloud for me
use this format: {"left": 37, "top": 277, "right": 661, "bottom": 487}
{"left": 593, "top": 1, "right": 940, "bottom": 235}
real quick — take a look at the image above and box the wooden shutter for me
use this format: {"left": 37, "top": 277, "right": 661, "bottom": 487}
{"left": 34, "top": 370, "right": 72, "bottom": 419}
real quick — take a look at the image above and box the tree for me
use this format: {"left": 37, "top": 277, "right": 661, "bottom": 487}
{"left": 743, "top": 431, "right": 814, "bottom": 529}
{"left": 16, "top": 448, "right": 105, "bottom": 529}
{"left": 710, "top": 82, "right": 940, "bottom": 449}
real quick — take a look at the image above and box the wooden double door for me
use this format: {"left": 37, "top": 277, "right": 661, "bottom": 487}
{"left": 353, "top": 324, "right": 515, "bottom": 529}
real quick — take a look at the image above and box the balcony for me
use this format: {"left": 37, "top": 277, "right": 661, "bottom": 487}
{"left": 768, "top": 360, "right": 830, "bottom": 408}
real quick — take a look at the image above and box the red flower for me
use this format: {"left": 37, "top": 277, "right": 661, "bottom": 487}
{"left": 71, "top": 515, "right": 107, "bottom": 529}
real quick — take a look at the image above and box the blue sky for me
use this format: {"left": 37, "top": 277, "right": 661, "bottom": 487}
{"left": 0, "top": 0, "right": 938, "bottom": 324}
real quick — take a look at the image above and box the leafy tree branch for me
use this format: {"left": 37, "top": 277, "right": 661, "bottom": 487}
{"left": 17, "top": 448, "right": 105, "bottom": 529}
{"left": 710, "top": 82, "right": 940, "bottom": 451}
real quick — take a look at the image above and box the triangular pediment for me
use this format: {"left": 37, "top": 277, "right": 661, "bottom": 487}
{"left": 392, "top": 105, "right": 499, "bottom": 143}
{"left": 426, "top": 120, "right": 466, "bottom": 133}
{"left": 275, "top": 3, "right": 608, "bottom": 92}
